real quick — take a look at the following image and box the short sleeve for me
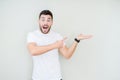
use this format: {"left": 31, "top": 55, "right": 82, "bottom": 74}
{"left": 27, "top": 32, "right": 36, "bottom": 43}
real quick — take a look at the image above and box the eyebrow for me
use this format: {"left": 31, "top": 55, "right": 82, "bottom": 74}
{"left": 41, "top": 17, "right": 52, "bottom": 20}
{"left": 47, "top": 18, "right": 52, "bottom": 20}
{"left": 41, "top": 17, "right": 45, "bottom": 19}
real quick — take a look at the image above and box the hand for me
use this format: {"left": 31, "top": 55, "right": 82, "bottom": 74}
{"left": 55, "top": 37, "right": 67, "bottom": 48}
{"left": 77, "top": 34, "right": 92, "bottom": 40}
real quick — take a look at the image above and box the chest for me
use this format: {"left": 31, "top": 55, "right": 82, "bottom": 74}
{"left": 34, "top": 34, "right": 59, "bottom": 46}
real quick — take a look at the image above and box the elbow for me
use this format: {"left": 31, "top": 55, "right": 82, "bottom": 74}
{"left": 31, "top": 53, "right": 36, "bottom": 56}
{"left": 65, "top": 55, "right": 72, "bottom": 59}
{"left": 30, "top": 50, "right": 38, "bottom": 56}
{"left": 31, "top": 51, "right": 36, "bottom": 56}
{"left": 65, "top": 52, "right": 73, "bottom": 59}
{"left": 30, "top": 49, "right": 43, "bottom": 56}
{"left": 62, "top": 52, "right": 73, "bottom": 59}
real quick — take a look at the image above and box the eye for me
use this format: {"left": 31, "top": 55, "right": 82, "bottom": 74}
{"left": 47, "top": 20, "right": 50, "bottom": 22}
{"left": 41, "top": 19, "right": 45, "bottom": 22}
{"left": 47, "top": 19, "right": 52, "bottom": 22}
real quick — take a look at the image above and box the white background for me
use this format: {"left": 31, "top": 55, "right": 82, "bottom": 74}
{"left": 0, "top": 0, "right": 120, "bottom": 80}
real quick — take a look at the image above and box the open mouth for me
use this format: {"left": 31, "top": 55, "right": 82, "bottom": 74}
{"left": 43, "top": 26, "right": 48, "bottom": 29}
{"left": 40, "top": 25, "right": 50, "bottom": 34}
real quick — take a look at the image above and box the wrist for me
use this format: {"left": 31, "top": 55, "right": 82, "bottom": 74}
{"left": 74, "top": 38, "right": 80, "bottom": 43}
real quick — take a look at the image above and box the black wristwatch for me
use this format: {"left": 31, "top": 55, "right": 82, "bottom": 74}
{"left": 74, "top": 38, "right": 80, "bottom": 43}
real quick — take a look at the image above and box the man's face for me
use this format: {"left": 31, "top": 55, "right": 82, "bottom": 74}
{"left": 39, "top": 15, "right": 53, "bottom": 34}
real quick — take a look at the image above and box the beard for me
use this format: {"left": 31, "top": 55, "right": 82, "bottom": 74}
{"left": 39, "top": 24, "right": 51, "bottom": 34}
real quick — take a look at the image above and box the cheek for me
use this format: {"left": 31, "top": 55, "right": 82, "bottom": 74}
{"left": 48, "top": 23, "right": 52, "bottom": 26}
{"left": 49, "top": 22, "right": 53, "bottom": 26}
{"left": 39, "top": 22, "right": 43, "bottom": 26}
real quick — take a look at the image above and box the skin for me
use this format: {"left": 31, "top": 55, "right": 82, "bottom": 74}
{"left": 27, "top": 14, "right": 92, "bottom": 59}
{"left": 39, "top": 15, "right": 53, "bottom": 34}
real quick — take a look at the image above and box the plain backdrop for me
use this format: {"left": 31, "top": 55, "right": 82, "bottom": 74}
{"left": 0, "top": 0, "right": 120, "bottom": 80}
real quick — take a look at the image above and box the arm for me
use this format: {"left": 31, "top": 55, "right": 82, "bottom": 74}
{"left": 59, "top": 34, "right": 92, "bottom": 59}
{"left": 27, "top": 40, "right": 64, "bottom": 56}
{"left": 59, "top": 41, "right": 78, "bottom": 59}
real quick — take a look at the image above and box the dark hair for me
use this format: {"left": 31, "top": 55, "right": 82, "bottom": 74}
{"left": 39, "top": 10, "right": 53, "bottom": 19}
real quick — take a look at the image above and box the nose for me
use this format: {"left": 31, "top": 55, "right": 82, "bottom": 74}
{"left": 43, "top": 21, "right": 48, "bottom": 26}
{"left": 45, "top": 20, "right": 49, "bottom": 24}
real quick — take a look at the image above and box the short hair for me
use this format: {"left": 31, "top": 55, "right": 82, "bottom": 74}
{"left": 39, "top": 10, "right": 53, "bottom": 19}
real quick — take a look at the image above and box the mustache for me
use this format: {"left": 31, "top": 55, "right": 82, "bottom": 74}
{"left": 43, "top": 24, "right": 49, "bottom": 27}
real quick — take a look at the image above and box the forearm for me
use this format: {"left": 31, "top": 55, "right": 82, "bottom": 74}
{"left": 66, "top": 41, "right": 78, "bottom": 58}
{"left": 60, "top": 41, "right": 78, "bottom": 59}
{"left": 68, "top": 41, "right": 78, "bottom": 55}
{"left": 60, "top": 34, "right": 92, "bottom": 59}
{"left": 29, "top": 43, "right": 57, "bottom": 56}
{"left": 28, "top": 39, "right": 65, "bottom": 56}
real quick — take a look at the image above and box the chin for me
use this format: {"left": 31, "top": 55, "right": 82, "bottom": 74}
{"left": 40, "top": 27, "right": 51, "bottom": 34}
{"left": 42, "top": 30, "right": 49, "bottom": 34}
{"left": 43, "top": 32, "right": 48, "bottom": 34}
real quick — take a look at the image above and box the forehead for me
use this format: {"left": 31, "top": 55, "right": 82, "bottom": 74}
{"left": 40, "top": 15, "right": 52, "bottom": 19}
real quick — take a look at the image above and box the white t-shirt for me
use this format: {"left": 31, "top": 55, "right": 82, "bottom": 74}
{"left": 27, "top": 30, "right": 63, "bottom": 80}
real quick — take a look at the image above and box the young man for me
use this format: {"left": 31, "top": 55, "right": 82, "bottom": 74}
{"left": 27, "top": 10, "right": 92, "bottom": 80}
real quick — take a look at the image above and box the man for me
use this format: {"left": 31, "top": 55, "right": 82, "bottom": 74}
{"left": 27, "top": 10, "right": 92, "bottom": 80}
